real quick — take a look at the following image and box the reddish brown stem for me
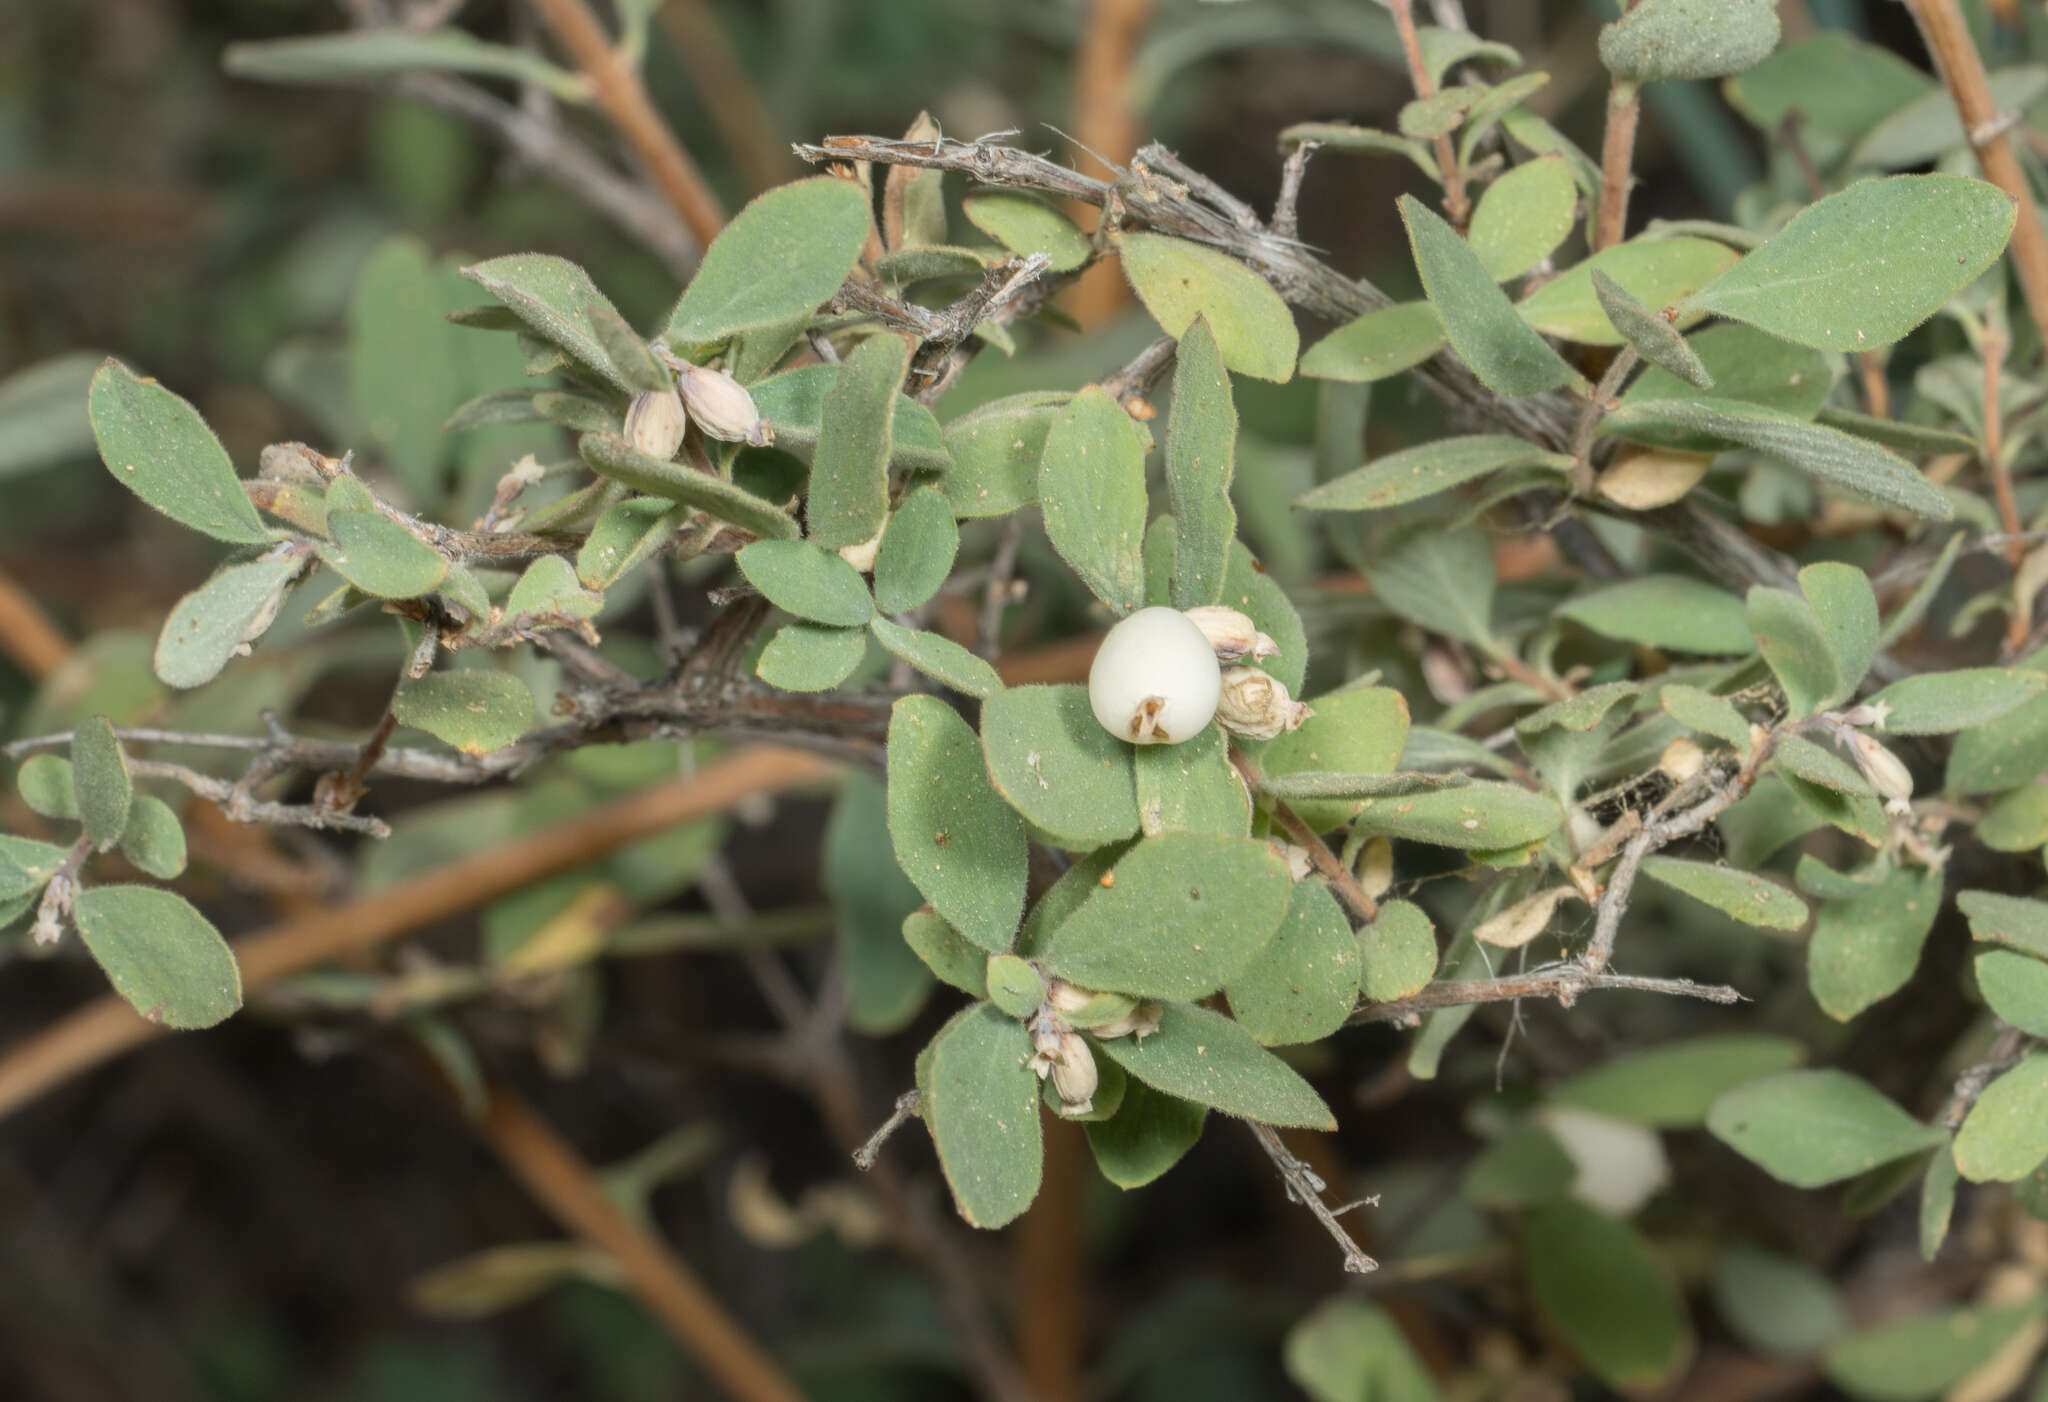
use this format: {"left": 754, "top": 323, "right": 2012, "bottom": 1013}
{"left": 1014, "top": 1117, "right": 1086, "bottom": 1401}
{"left": 1387, "top": 0, "right": 1469, "bottom": 229}
{"left": 1594, "top": 79, "right": 1640, "bottom": 252}
{"left": 0, "top": 565, "right": 71, "bottom": 680}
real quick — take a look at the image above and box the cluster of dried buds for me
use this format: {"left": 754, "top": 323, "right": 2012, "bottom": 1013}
{"left": 1024, "top": 976, "right": 1162, "bottom": 1116}
{"left": 624, "top": 352, "right": 772, "bottom": 460}
{"left": 1087, "top": 603, "right": 1309, "bottom": 746}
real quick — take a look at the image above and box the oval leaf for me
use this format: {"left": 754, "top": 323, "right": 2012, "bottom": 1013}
{"left": 1706, "top": 1069, "right": 1944, "bottom": 1187}
{"left": 1119, "top": 233, "right": 1298, "bottom": 381}
{"left": 89, "top": 361, "right": 268, "bottom": 544}
{"left": 74, "top": 884, "right": 243, "bottom": 1029}
{"left": 393, "top": 670, "right": 535, "bottom": 756}
{"left": 887, "top": 695, "right": 1027, "bottom": 952}
{"left": 1096, "top": 1001, "right": 1335, "bottom": 1129}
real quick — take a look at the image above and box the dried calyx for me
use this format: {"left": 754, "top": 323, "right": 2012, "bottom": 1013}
{"left": 1028, "top": 977, "right": 1162, "bottom": 1115}
{"left": 624, "top": 386, "right": 689, "bottom": 460}
{"left": 675, "top": 359, "right": 772, "bottom": 447}
{"left": 1215, "top": 667, "right": 1313, "bottom": 740}
{"left": 1182, "top": 605, "right": 1280, "bottom": 663}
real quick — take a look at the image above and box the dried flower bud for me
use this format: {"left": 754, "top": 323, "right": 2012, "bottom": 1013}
{"left": 1048, "top": 1032, "right": 1099, "bottom": 1114}
{"left": 1088, "top": 606, "right": 1223, "bottom": 745}
{"left": 1475, "top": 886, "right": 1580, "bottom": 949}
{"left": 1271, "top": 841, "right": 1314, "bottom": 881}
{"left": 1846, "top": 730, "right": 1914, "bottom": 809}
{"left": 1181, "top": 605, "right": 1279, "bottom": 662}
{"left": 1659, "top": 736, "right": 1704, "bottom": 784}
{"left": 623, "top": 386, "right": 688, "bottom": 460}
{"left": 1833, "top": 700, "right": 1893, "bottom": 730}
{"left": 675, "top": 361, "right": 771, "bottom": 446}
{"left": 1356, "top": 836, "right": 1394, "bottom": 900}
{"left": 1090, "top": 1002, "right": 1163, "bottom": 1042}
{"left": 1214, "top": 667, "right": 1313, "bottom": 740}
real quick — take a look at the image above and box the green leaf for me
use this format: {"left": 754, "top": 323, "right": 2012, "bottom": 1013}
{"left": 17, "top": 755, "right": 78, "bottom": 820}
{"left": 1098, "top": 1001, "right": 1333, "bottom": 1128}
{"left": 744, "top": 365, "right": 950, "bottom": 476}
{"left": 808, "top": 334, "right": 909, "bottom": 550}
{"left": 887, "top": 695, "right": 1027, "bottom": 953}
{"left": 1359, "top": 899, "right": 1438, "bottom": 1002}
{"left": 921, "top": 1003, "right": 1042, "bottom": 1228}
{"left": 576, "top": 433, "right": 800, "bottom": 540}
{"left": 1469, "top": 156, "right": 1578, "bottom": 281}
{"left": 1954, "top": 1054, "right": 2048, "bottom": 1182}
{"left": 963, "top": 193, "right": 1090, "bottom": 272}
{"left": 1959, "top": 891, "right": 2048, "bottom": 959}
{"left": 936, "top": 392, "right": 1067, "bottom": 518}
{"left": 1085, "top": 1080, "right": 1206, "bottom": 1188}
{"left": 1980, "top": 950, "right": 2048, "bottom": 1039}
{"left": 1222, "top": 539, "right": 1308, "bottom": 693}
{"left": 1362, "top": 520, "right": 1494, "bottom": 646}
{"left": 1519, "top": 238, "right": 1738, "bottom": 345}
{"left": 350, "top": 238, "right": 465, "bottom": 499}
{"left": 504, "top": 553, "right": 602, "bottom": 624}
{"left": 1038, "top": 386, "right": 1148, "bottom": 613}
{"left": 736, "top": 539, "right": 874, "bottom": 627}
{"left": 1641, "top": 856, "right": 1807, "bottom": 930}
{"left": 1660, "top": 684, "right": 1752, "bottom": 753}
{"left": 1399, "top": 88, "right": 1480, "bottom": 140}
{"left": 1285, "top": 1298, "right": 1444, "bottom": 1402}
{"left": 586, "top": 297, "right": 667, "bottom": 394}
{"left": 0, "top": 352, "right": 100, "bottom": 479}
{"left": 903, "top": 909, "right": 988, "bottom": 998}
{"left": 665, "top": 177, "right": 874, "bottom": 352}
{"left": 1258, "top": 686, "right": 1412, "bottom": 832}
{"left": 1401, "top": 194, "right": 1576, "bottom": 396}
{"left": 980, "top": 684, "right": 1140, "bottom": 849}
{"left": 1298, "top": 302, "right": 1446, "bottom": 383}
{"left": 322, "top": 510, "right": 449, "bottom": 599}
{"left": 1808, "top": 865, "right": 1941, "bottom": 1021}
{"left": 71, "top": 715, "right": 131, "bottom": 847}
{"left": 1725, "top": 33, "right": 1932, "bottom": 147}
{"left": 1164, "top": 318, "right": 1236, "bottom": 609}
{"left": 1225, "top": 880, "right": 1360, "bottom": 1046}
{"left": 577, "top": 496, "right": 685, "bottom": 591}
{"left": 1593, "top": 270, "right": 1712, "bottom": 388}
{"left": 867, "top": 617, "right": 1002, "bottom": 698}
{"left": 1553, "top": 1035, "right": 1806, "bottom": 1127}
{"left": 1800, "top": 562, "right": 1877, "bottom": 700}
{"left": 1848, "top": 66, "right": 2048, "bottom": 172}
{"left": 89, "top": 361, "right": 268, "bottom": 544}
{"left": 1037, "top": 833, "right": 1292, "bottom": 1001}
{"left": 1707, "top": 1069, "right": 1945, "bottom": 1187}
{"left": 393, "top": 670, "right": 533, "bottom": 757}
{"left": 1133, "top": 725, "right": 1251, "bottom": 837}
{"left": 1599, "top": 0, "right": 1779, "bottom": 82}
{"left": 984, "top": 954, "right": 1044, "bottom": 1019}
{"left": 1615, "top": 325, "right": 1834, "bottom": 451}
{"left": 461, "top": 254, "right": 640, "bottom": 393}
{"left": 118, "top": 796, "right": 187, "bottom": 881}
{"left": 1524, "top": 1201, "right": 1688, "bottom": 1387}
{"left": 1464, "top": 1122, "right": 1577, "bottom": 1207}
{"left": 1284, "top": 122, "right": 1439, "bottom": 179}
{"left": 1747, "top": 586, "right": 1840, "bottom": 717}
{"left": 1819, "top": 408, "right": 1976, "bottom": 458}
{"left": 1687, "top": 176, "right": 2015, "bottom": 352}
{"left": 1118, "top": 232, "right": 1298, "bottom": 381}
{"left": 224, "top": 28, "right": 578, "bottom": 97}
{"left": 824, "top": 772, "right": 933, "bottom": 1035}
{"left": 1351, "top": 781, "right": 1563, "bottom": 849}
{"left": 1774, "top": 736, "right": 1886, "bottom": 842}
{"left": 754, "top": 622, "right": 866, "bottom": 691}
{"left": 1947, "top": 653, "right": 2048, "bottom": 794}
{"left": 74, "top": 884, "right": 243, "bottom": 1029}
{"left": 1711, "top": 1245, "right": 1848, "bottom": 1357}
{"left": 0, "top": 834, "right": 68, "bottom": 900}
{"left": 1978, "top": 783, "right": 2048, "bottom": 853}
{"left": 1299, "top": 435, "right": 1571, "bottom": 512}
{"left": 873, "top": 486, "right": 958, "bottom": 615}
{"left": 1561, "top": 575, "right": 1754, "bottom": 654}
{"left": 1824, "top": 1298, "right": 2048, "bottom": 1402}
{"left": 1868, "top": 669, "right": 2046, "bottom": 735}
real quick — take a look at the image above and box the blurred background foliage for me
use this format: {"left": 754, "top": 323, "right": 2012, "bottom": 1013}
{"left": 1, "top": 3, "right": 2032, "bottom": 1401}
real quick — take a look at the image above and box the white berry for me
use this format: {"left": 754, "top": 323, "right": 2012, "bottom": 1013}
{"left": 1087, "top": 606, "right": 1221, "bottom": 745}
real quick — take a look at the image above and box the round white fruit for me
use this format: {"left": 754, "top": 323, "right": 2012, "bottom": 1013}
{"left": 1087, "top": 606, "right": 1221, "bottom": 745}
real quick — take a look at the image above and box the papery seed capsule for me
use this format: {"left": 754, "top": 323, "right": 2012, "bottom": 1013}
{"left": 1659, "top": 736, "right": 1704, "bottom": 784}
{"left": 1214, "top": 667, "right": 1313, "bottom": 740}
{"left": 1049, "top": 1032, "right": 1099, "bottom": 1114}
{"left": 1181, "top": 605, "right": 1279, "bottom": 662}
{"left": 675, "top": 361, "right": 771, "bottom": 446}
{"left": 1087, "top": 606, "right": 1222, "bottom": 745}
{"left": 1847, "top": 730, "right": 1914, "bottom": 807}
{"left": 1090, "top": 1002, "right": 1162, "bottom": 1041}
{"left": 1356, "top": 836, "right": 1394, "bottom": 900}
{"left": 623, "top": 387, "right": 689, "bottom": 460}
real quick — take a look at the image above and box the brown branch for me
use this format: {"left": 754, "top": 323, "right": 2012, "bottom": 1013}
{"left": 481, "top": 1086, "right": 811, "bottom": 1402}
{"left": 1066, "top": 0, "right": 1157, "bottom": 325}
{"left": 527, "top": 0, "right": 727, "bottom": 248}
{"left": 1015, "top": 1118, "right": 1087, "bottom": 1401}
{"left": 653, "top": 0, "right": 794, "bottom": 194}
{"left": 0, "top": 746, "right": 835, "bottom": 1122}
{"left": 1903, "top": 0, "right": 2048, "bottom": 352}
{"left": 1247, "top": 1122, "right": 1377, "bottom": 1274}
{"left": 1352, "top": 967, "right": 1744, "bottom": 1025}
{"left": 1594, "top": 78, "right": 1640, "bottom": 251}
{"left": 1229, "top": 748, "right": 1380, "bottom": 924}
{"left": 1388, "top": 0, "right": 1469, "bottom": 229}
{"left": 0, "top": 564, "right": 71, "bottom": 679}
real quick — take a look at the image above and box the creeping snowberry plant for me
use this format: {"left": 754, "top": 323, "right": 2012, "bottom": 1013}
{"left": 15, "top": 0, "right": 2048, "bottom": 1391}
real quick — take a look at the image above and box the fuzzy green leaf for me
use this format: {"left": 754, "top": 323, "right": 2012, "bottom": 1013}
{"left": 1286, "top": 1297, "right": 1444, "bottom": 1402}
{"left": 754, "top": 622, "right": 866, "bottom": 691}
{"left": 1748, "top": 585, "right": 1840, "bottom": 717}
{"left": 1641, "top": 856, "right": 1808, "bottom": 930}
{"left": 963, "top": 193, "right": 1090, "bottom": 272}
{"left": 1593, "top": 269, "right": 1712, "bottom": 388}
{"left": 1824, "top": 1298, "right": 2047, "bottom": 1402}
{"left": 736, "top": 539, "right": 874, "bottom": 627}
{"left": 1119, "top": 233, "right": 1298, "bottom": 381}
{"left": 1954, "top": 1054, "right": 2048, "bottom": 1182}
{"left": 1038, "top": 385, "right": 1149, "bottom": 613}
{"left": 576, "top": 497, "right": 685, "bottom": 591}
{"left": 903, "top": 909, "right": 988, "bottom": 999}
{"left": 1520, "top": 238, "right": 1738, "bottom": 345}
{"left": 1298, "top": 302, "right": 1446, "bottom": 383}
{"left": 1085, "top": 1080, "right": 1206, "bottom": 1188}
{"left": 873, "top": 486, "right": 958, "bottom": 615}
{"left": 1469, "top": 155, "right": 1578, "bottom": 281}
{"left": 1808, "top": 865, "right": 1941, "bottom": 1021}
{"left": 980, "top": 684, "right": 1141, "bottom": 849}
{"left": 867, "top": 617, "right": 1002, "bottom": 699}
{"left": 1300, "top": 435, "right": 1571, "bottom": 512}
{"left": 1800, "top": 562, "right": 1877, "bottom": 700}
{"left": 1712, "top": 1246, "right": 1848, "bottom": 1358}
{"left": 461, "top": 254, "right": 639, "bottom": 393}
{"left": 1358, "top": 899, "right": 1437, "bottom": 1002}
{"left": 1133, "top": 725, "right": 1250, "bottom": 838}
{"left": 665, "top": 177, "right": 874, "bottom": 352}
{"left": 1525, "top": 1201, "right": 1688, "bottom": 1387}
{"left": 17, "top": 755, "right": 77, "bottom": 820}
{"left": 1980, "top": 950, "right": 2048, "bottom": 1039}
{"left": 393, "top": 670, "right": 534, "bottom": 756}
{"left": 71, "top": 715, "right": 131, "bottom": 847}
{"left": 74, "top": 884, "right": 243, "bottom": 1029}
{"left": 1560, "top": 575, "right": 1755, "bottom": 654}
{"left": 1402, "top": 195, "right": 1576, "bottom": 396}
{"left": 887, "top": 695, "right": 1027, "bottom": 952}
{"left": 809, "top": 334, "right": 909, "bottom": 550}
{"left": 824, "top": 772, "right": 933, "bottom": 1035}
{"left": 922, "top": 1003, "right": 1043, "bottom": 1228}
{"left": 1659, "top": 684, "right": 1752, "bottom": 752}
{"left": 1867, "top": 668, "right": 2046, "bottom": 735}
{"left": 1599, "top": 0, "right": 1778, "bottom": 82}
{"left": 1258, "top": 686, "right": 1412, "bottom": 831}
{"left": 1225, "top": 879, "right": 1360, "bottom": 1046}
{"left": 1098, "top": 1001, "right": 1334, "bottom": 1129}
{"left": 89, "top": 361, "right": 269, "bottom": 544}
{"left": 504, "top": 553, "right": 602, "bottom": 623}
{"left": 1959, "top": 890, "right": 2048, "bottom": 959}
{"left": 576, "top": 433, "right": 800, "bottom": 540}
{"left": 1164, "top": 318, "right": 1236, "bottom": 608}
{"left": 744, "top": 365, "right": 949, "bottom": 475}
{"left": 322, "top": 510, "right": 449, "bottom": 599}
{"left": 1552, "top": 1035, "right": 1806, "bottom": 1127}
{"left": 1686, "top": 175, "right": 2015, "bottom": 352}
{"left": 1362, "top": 520, "right": 1495, "bottom": 646}
{"left": 118, "top": 796, "right": 187, "bottom": 881}
{"left": 1707, "top": 1069, "right": 1944, "bottom": 1187}
{"left": 1350, "top": 781, "right": 1562, "bottom": 849}
{"left": 936, "top": 392, "right": 1067, "bottom": 518}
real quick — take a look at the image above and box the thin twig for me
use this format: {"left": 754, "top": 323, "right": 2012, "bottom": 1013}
{"left": 1904, "top": 0, "right": 2048, "bottom": 355}
{"left": 1229, "top": 749, "right": 1380, "bottom": 924}
{"left": 1594, "top": 78, "right": 1641, "bottom": 251}
{"left": 124, "top": 759, "right": 392, "bottom": 837}
{"left": 526, "top": 0, "right": 726, "bottom": 248}
{"left": 1940, "top": 1023, "right": 2032, "bottom": 1129}
{"left": 481, "top": 1087, "right": 811, "bottom": 1402}
{"left": 1568, "top": 345, "right": 1639, "bottom": 494}
{"left": 0, "top": 747, "right": 835, "bottom": 1122}
{"left": 1388, "top": 0, "right": 1468, "bottom": 228}
{"left": 1100, "top": 334, "right": 1177, "bottom": 410}
{"left": 1247, "top": 1122, "right": 1377, "bottom": 1274}
{"left": 851, "top": 1089, "right": 922, "bottom": 1170}
{"left": 1272, "top": 141, "right": 1313, "bottom": 242}
{"left": 1352, "top": 966, "right": 1745, "bottom": 1025}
